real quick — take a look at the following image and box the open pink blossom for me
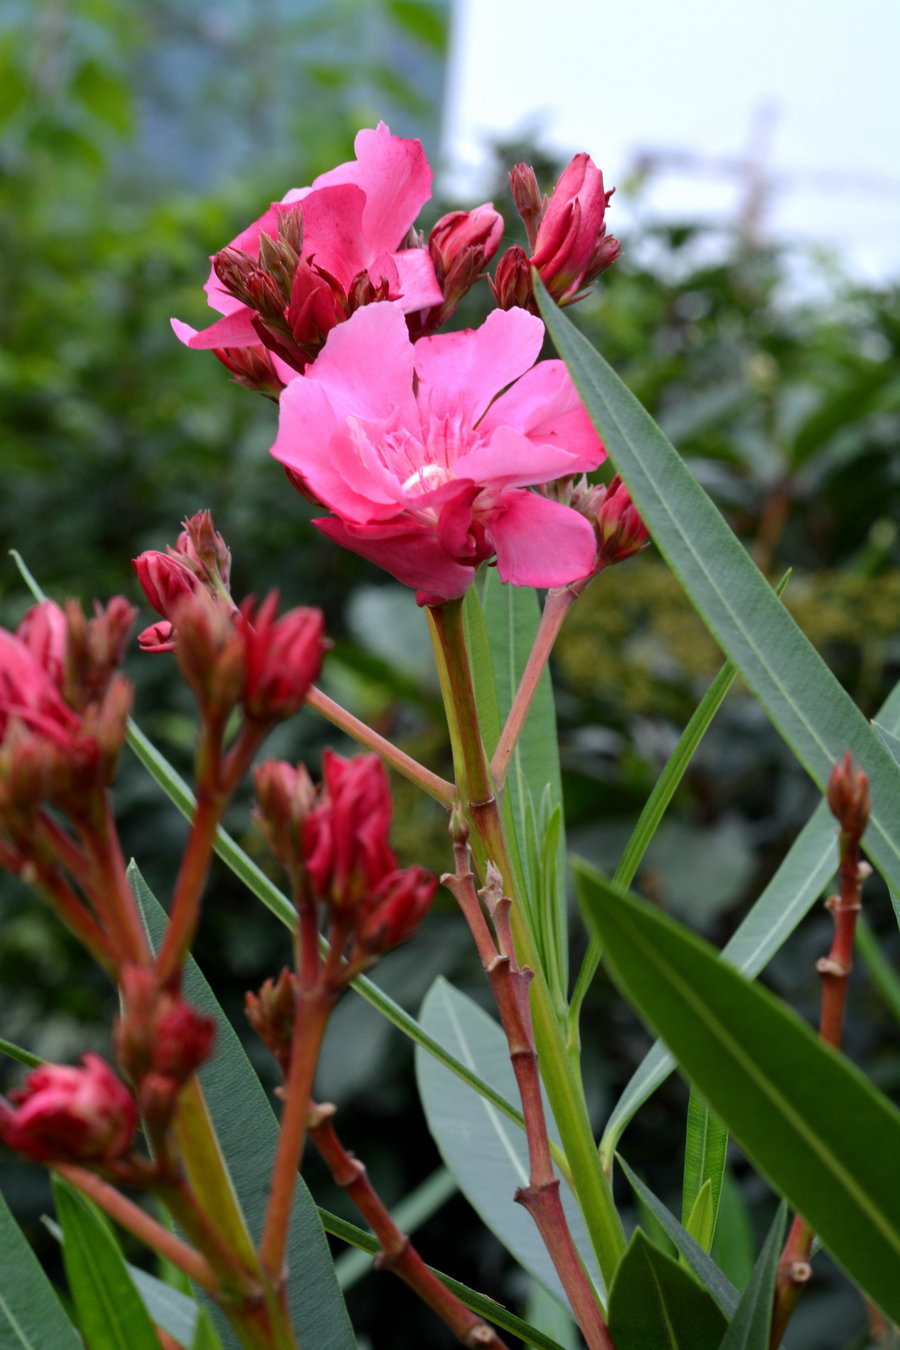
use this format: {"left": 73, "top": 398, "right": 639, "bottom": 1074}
{"left": 270, "top": 303, "right": 605, "bottom": 604}
{"left": 172, "top": 124, "right": 443, "bottom": 371}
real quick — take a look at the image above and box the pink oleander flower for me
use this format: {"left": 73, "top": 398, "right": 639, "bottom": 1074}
{"left": 172, "top": 124, "right": 443, "bottom": 374}
{"left": 0, "top": 1053, "right": 137, "bottom": 1165}
{"left": 271, "top": 303, "right": 605, "bottom": 604}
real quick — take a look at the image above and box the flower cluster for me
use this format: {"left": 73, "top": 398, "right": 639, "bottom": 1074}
{"left": 173, "top": 127, "right": 645, "bottom": 606}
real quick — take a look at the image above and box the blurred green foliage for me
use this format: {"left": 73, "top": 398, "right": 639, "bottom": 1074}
{"left": 1, "top": 4, "right": 899, "bottom": 1346}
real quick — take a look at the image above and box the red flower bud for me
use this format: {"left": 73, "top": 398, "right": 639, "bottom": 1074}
{"left": 133, "top": 552, "right": 202, "bottom": 621}
{"left": 253, "top": 760, "right": 318, "bottom": 891}
{"left": 509, "top": 163, "right": 546, "bottom": 249}
{"left": 490, "top": 245, "right": 535, "bottom": 312}
{"left": 0, "top": 1054, "right": 137, "bottom": 1165}
{"left": 827, "top": 751, "right": 870, "bottom": 842}
{"left": 355, "top": 865, "right": 436, "bottom": 955}
{"left": 529, "top": 153, "right": 620, "bottom": 305}
{"left": 588, "top": 475, "right": 650, "bottom": 566}
{"left": 237, "top": 594, "right": 326, "bottom": 722}
{"left": 245, "top": 968, "right": 296, "bottom": 1073}
{"left": 303, "top": 750, "right": 397, "bottom": 908}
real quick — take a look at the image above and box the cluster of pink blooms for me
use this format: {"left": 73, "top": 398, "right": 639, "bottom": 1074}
{"left": 173, "top": 125, "right": 643, "bottom": 605}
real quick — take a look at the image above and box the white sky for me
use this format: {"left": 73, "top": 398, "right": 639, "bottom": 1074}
{"left": 443, "top": 0, "right": 900, "bottom": 282}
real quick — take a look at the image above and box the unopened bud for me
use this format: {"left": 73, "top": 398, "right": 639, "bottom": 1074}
{"left": 253, "top": 759, "right": 317, "bottom": 893}
{"left": 238, "top": 594, "right": 326, "bottom": 723}
{"left": 172, "top": 589, "right": 245, "bottom": 721}
{"left": 213, "top": 344, "right": 286, "bottom": 398}
{"left": 588, "top": 475, "right": 650, "bottom": 567}
{"left": 490, "top": 245, "right": 535, "bottom": 312}
{"left": 245, "top": 969, "right": 296, "bottom": 1072}
{"left": 827, "top": 752, "right": 870, "bottom": 842}
{"left": 355, "top": 866, "right": 436, "bottom": 957}
{"left": 0, "top": 1054, "right": 137, "bottom": 1165}
{"left": 509, "top": 164, "right": 546, "bottom": 249}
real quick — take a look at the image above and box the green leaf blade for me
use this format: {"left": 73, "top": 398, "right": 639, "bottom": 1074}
{"left": 577, "top": 861, "right": 900, "bottom": 1322}
{"left": 718, "top": 1203, "right": 787, "bottom": 1350}
{"left": 608, "top": 1230, "right": 728, "bottom": 1350}
{"left": 537, "top": 283, "right": 900, "bottom": 900}
{"left": 0, "top": 1188, "right": 81, "bottom": 1350}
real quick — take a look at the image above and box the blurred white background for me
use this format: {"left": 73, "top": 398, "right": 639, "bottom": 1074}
{"left": 444, "top": 0, "right": 900, "bottom": 281}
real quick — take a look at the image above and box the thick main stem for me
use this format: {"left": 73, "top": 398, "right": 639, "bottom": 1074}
{"left": 428, "top": 601, "right": 625, "bottom": 1298}
{"left": 308, "top": 1101, "right": 509, "bottom": 1349}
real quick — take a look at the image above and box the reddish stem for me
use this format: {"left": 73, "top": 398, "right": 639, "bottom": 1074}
{"left": 305, "top": 685, "right": 455, "bottom": 807}
{"left": 77, "top": 794, "right": 150, "bottom": 966}
{"left": 308, "top": 1100, "right": 510, "bottom": 1348}
{"left": 259, "top": 985, "right": 333, "bottom": 1277}
{"left": 770, "top": 821, "right": 867, "bottom": 1348}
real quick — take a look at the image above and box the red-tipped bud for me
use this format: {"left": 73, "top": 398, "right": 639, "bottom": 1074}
{"left": 176, "top": 511, "right": 233, "bottom": 592}
{"left": 133, "top": 551, "right": 202, "bottom": 620}
{"left": 509, "top": 164, "right": 546, "bottom": 249}
{"left": 827, "top": 752, "right": 870, "bottom": 843}
{"left": 529, "top": 153, "right": 619, "bottom": 305}
{"left": 430, "top": 205, "right": 504, "bottom": 279}
{"left": 253, "top": 759, "right": 318, "bottom": 892}
{"left": 245, "top": 969, "right": 296, "bottom": 1072}
{"left": 15, "top": 601, "right": 67, "bottom": 687}
{"left": 587, "top": 475, "right": 651, "bottom": 567}
{"left": 355, "top": 866, "right": 436, "bottom": 956}
{"left": 237, "top": 594, "right": 326, "bottom": 723}
{"left": 154, "top": 1002, "right": 215, "bottom": 1084}
{"left": 213, "top": 344, "right": 286, "bottom": 398}
{"left": 0, "top": 1054, "right": 137, "bottom": 1165}
{"left": 303, "top": 750, "right": 397, "bottom": 909}
{"left": 116, "top": 968, "right": 215, "bottom": 1093}
{"left": 171, "top": 589, "right": 245, "bottom": 722}
{"left": 490, "top": 245, "right": 535, "bottom": 311}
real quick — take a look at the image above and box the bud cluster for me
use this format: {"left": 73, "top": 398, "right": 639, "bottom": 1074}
{"left": 493, "top": 154, "right": 620, "bottom": 312}
{"left": 0, "top": 1054, "right": 137, "bottom": 1168}
{"left": 133, "top": 511, "right": 327, "bottom": 728}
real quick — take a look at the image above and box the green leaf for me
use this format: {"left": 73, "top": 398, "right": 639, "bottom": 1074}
{"left": 130, "top": 865, "right": 355, "bottom": 1350}
{"left": 617, "top": 1158, "right": 739, "bottom": 1317}
{"left": 607, "top": 1229, "right": 728, "bottom": 1350}
{"left": 52, "top": 1178, "right": 160, "bottom": 1350}
{"left": 477, "top": 572, "right": 569, "bottom": 1000}
{"left": 577, "top": 861, "right": 900, "bottom": 1322}
{"left": 718, "top": 1203, "right": 787, "bottom": 1350}
{"left": 191, "top": 1308, "right": 225, "bottom": 1350}
{"left": 682, "top": 1090, "right": 728, "bottom": 1248}
{"left": 386, "top": 0, "right": 447, "bottom": 50}
{"left": 685, "top": 1179, "right": 716, "bottom": 1254}
{"left": 537, "top": 282, "right": 900, "bottom": 901}
{"left": 126, "top": 1265, "right": 199, "bottom": 1348}
{"left": 0, "top": 1187, "right": 81, "bottom": 1350}
{"left": 600, "top": 668, "right": 900, "bottom": 1157}
{"left": 415, "top": 977, "right": 604, "bottom": 1305}
{"left": 0, "top": 1037, "right": 41, "bottom": 1070}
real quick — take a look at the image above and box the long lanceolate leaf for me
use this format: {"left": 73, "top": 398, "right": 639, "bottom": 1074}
{"left": 0, "top": 1187, "right": 81, "bottom": 1350}
{"left": 600, "top": 677, "right": 900, "bottom": 1159}
{"left": 536, "top": 281, "right": 900, "bottom": 901}
{"left": 576, "top": 862, "right": 900, "bottom": 1324}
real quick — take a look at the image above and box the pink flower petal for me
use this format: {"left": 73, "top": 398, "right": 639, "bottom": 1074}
{"left": 455, "top": 425, "right": 586, "bottom": 489}
{"left": 376, "top": 247, "right": 443, "bottom": 312}
{"left": 311, "top": 123, "right": 433, "bottom": 259}
{"left": 487, "top": 492, "right": 597, "bottom": 587}
{"left": 170, "top": 311, "right": 260, "bottom": 351}
{"left": 295, "top": 183, "right": 368, "bottom": 287}
{"left": 481, "top": 359, "right": 605, "bottom": 472}
{"left": 314, "top": 515, "right": 474, "bottom": 603}
{"left": 413, "top": 307, "right": 545, "bottom": 425}
{"left": 304, "top": 304, "right": 418, "bottom": 426}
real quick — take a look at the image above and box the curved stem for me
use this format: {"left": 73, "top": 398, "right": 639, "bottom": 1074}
{"left": 305, "top": 685, "right": 455, "bottom": 807}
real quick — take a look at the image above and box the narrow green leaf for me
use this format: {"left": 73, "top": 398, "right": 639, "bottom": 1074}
{"left": 682, "top": 1090, "right": 728, "bottom": 1246}
{"left": 317, "top": 1206, "right": 570, "bottom": 1350}
{"left": 856, "top": 913, "right": 900, "bottom": 1022}
{"left": 0, "top": 1037, "right": 41, "bottom": 1070}
{"left": 718, "top": 1203, "right": 787, "bottom": 1350}
{"left": 577, "top": 862, "right": 900, "bottom": 1322}
{"left": 712, "top": 1174, "right": 756, "bottom": 1292}
{"left": 52, "top": 1178, "right": 161, "bottom": 1350}
{"left": 874, "top": 720, "right": 900, "bottom": 766}
{"left": 538, "top": 282, "right": 900, "bottom": 900}
{"left": 685, "top": 1179, "right": 716, "bottom": 1254}
{"left": 607, "top": 1229, "right": 728, "bottom": 1350}
{"left": 415, "top": 977, "right": 604, "bottom": 1305}
{"left": 0, "top": 1187, "right": 81, "bottom": 1350}
{"left": 617, "top": 1158, "right": 739, "bottom": 1317}
{"left": 601, "top": 669, "right": 900, "bottom": 1156}
{"left": 130, "top": 865, "right": 355, "bottom": 1350}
